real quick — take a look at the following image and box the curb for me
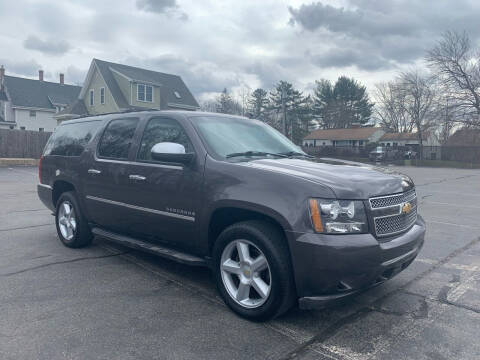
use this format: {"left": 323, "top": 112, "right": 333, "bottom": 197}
{"left": 0, "top": 158, "right": 39, "bottom": 166}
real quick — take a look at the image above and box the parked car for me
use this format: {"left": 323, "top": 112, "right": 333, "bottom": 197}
{"left": 404, "top": 149, "right": 418, "bottom": 159}
{"left": 369, "top": 146, "right": 403, "bottom": 162}
{"left": 369, "top": 146, "right": 387, "bottom": 161}
{"left": 38, "top": 111, "right": 425, "bottom": 321}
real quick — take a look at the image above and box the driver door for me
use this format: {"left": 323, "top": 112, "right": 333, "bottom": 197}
{"left": 121, "top": 116, "right": 203, "bottom": 251}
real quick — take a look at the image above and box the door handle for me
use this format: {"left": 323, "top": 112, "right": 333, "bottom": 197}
{"left": 129, "top": 174, "right": 146, "bottom": 181}
{"left": 88, "top": 169, "right": 101, "bottom": 174}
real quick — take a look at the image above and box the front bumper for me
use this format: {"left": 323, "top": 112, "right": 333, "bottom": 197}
{"left": 287, "top": 216, "right": 426, "bottom": 309}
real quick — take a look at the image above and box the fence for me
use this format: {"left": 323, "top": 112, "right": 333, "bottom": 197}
{"left": 0, "top": 129, "right": 51, "bottom": 158}
{"left": 302, "top": 145, "right": 480, "bottom": 165}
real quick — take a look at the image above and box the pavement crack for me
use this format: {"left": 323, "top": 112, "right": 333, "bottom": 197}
{"left": 416, "top": 174, "right": 479, "bottom": 187}
{"left": 0, "top": 223, "right": 53, "bottom": 232}
{"left": 0, "top": 251, "right": 131, "bottom": 277}
{"left": 277, "top": 307, "right": 373, "bottom": 360}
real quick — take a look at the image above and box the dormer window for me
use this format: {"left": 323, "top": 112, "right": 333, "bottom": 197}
{"left": 137, "top": 84, "right": 153, "bottom": 102}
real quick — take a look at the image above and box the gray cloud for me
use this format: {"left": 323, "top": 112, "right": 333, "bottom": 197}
{"left": 136, "top": 0, "right": 177, "bottom": 13}
{"left": 24, "top": 35, "right": 71, "bottom": 55}
{"left": 0, "top": 59, "right": 43, "bottom": 78}
{"left": 289, "top": 0, "right": 480, "bottom": 71}
{"left": 310, "top": 48, "right": 392, "bottom": 71}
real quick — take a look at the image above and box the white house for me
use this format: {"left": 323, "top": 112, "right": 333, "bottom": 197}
{"left": 303, "top": 127, "right": 385, "bottom": 147}
{"left": 0, "top": 66, "right": 81, "bottom": 132}
{"left": 379, "top": 132, "right": 440, "bottom": 147}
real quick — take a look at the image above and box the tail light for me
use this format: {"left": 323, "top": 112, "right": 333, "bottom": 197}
{"left": 38, "top": 156, "right": 43, "bottom": 183}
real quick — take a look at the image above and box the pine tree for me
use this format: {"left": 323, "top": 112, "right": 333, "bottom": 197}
{"left": 269, "top": 81, "right": 311, "bottom": 144}
{"left": 248, "top": 88, "right": 269, "bottom": 120}
{"left": 312, "top": 77, "right": 374, "bottom": 128}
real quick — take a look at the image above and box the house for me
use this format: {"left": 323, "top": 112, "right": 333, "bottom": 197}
{"left": 303, "top": 127, "right": 385, "bottom": 147}
{"left": 0, "top": 66, "right": 81, "bottom": 131}
{"left": 379, "top": 132, "right": 439, "bottom": 147}
{"left": 446, "top": 128, "right": 480, "bottom": 146}
{"left": 57, "top": 59, "right": 200, "bottom": 121}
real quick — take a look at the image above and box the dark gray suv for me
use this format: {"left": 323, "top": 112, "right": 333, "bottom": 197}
{"left": 38, "top": 111, "right": 425, "bottom": 321}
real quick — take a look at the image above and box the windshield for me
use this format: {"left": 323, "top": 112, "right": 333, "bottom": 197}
{"left": 192, "top": 116, "right": 304, "bottom": 159}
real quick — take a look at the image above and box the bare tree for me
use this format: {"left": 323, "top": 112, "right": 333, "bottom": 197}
{"left": 399, "top": 71, "right": 437, "bottom": 157}
{"left": 374, "top": 81, "right": 412, "bottom": 133}
{"left": 426, "top": 30, "right": 480, "bottom": 126}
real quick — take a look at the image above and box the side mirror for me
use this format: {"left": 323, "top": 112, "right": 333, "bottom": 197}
{"left": 150, "top": 142, "right": 195, "bottom": 165}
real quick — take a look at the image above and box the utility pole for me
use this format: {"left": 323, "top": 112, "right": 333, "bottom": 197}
{"left": 281, "top": 86, "right": 287, "bottom": 136}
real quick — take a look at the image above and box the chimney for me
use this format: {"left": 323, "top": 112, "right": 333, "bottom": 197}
{"left": 0, "top": 65, "right": 4, "bottom": 90}
{"left": 59, "top": 73, "right": 64, "bottom": 85}
{"left": 39, "top": 70, "right": 44, "bottom": 81}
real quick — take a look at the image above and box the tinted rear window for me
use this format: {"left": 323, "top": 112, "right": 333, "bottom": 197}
{"left": 97, "top": 118, "right": 139, "bottom": 160}
{"left": 43, "top": 120, "right": 101, "bottom": 157}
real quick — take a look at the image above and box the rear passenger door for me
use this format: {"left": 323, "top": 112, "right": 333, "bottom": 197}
{"left": 122, "top": 116, "right": 203, "bottom": 251}
{"left": 82, "top": 117, "right": 140, "bottom": 233}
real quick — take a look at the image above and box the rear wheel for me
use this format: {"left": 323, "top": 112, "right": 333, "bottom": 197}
{"left": 213, "top": 221, "right": 295, "bottom": 321}
{"left": 55, "top": 192, "right": 92, "bottom": 248}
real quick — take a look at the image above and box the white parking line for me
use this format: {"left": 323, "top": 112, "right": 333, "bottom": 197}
{"left": 416, "top": 258, "right": 479, "bottom": 272}
{"left": 447, "top": 266, "right": 479, "bottom": 302}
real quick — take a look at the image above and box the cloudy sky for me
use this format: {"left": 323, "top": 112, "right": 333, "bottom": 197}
{"left": 1, "top": 0, "right": 479, "bottom": 102}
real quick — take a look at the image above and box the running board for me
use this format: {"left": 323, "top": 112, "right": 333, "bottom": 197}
{"left": 92, "top": 227, "right": 207, "bottom": 267}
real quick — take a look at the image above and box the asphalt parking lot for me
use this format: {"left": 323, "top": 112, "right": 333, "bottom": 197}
{"left": 0, "top": 166, "right": 479, "bottom": 360}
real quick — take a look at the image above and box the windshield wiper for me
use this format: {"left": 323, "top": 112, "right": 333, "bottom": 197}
{"left": 226, "top": 151, "right": 288, "bottom": 159}
{"left": 278, "top": 151, "right": 315, "bottom": 158}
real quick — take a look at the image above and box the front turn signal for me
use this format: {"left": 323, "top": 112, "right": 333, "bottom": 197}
{"left": 309, "top": 199, "right": 324, "bottom": 233}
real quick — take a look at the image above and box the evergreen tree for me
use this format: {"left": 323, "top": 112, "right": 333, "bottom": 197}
{"left": 269, "top": 81, "right": 311, "bottom": 144}
{"left": 248, "top": 88, "right": 269, "bottom": 120}
{"left": 216, "top": 88, "right": 234, "bottom": 114}
{"left": 312, "top": 76, "right": 374, "bottom": 128}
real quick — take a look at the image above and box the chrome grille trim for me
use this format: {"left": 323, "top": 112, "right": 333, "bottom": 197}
{"left": 369, "top": 189, "right": 416, "bottom": 209}
{"left": 369, "top": 189, "right": 417, "bottom": 237}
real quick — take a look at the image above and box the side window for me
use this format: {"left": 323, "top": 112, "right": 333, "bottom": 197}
{"left": 98, "top": 118, "right": 139, "bottom": 160}
{"left": 137, "top": 117, "right": 193, "bottom": 162}
{"left": 44, "top": 120, "right": 101, "bottom": 157}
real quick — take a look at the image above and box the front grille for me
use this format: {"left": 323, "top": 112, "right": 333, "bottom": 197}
{"left": 370, "top": 189, "right": 417, "bottom": 237}
{"left": 370, "top": 189, "right": 416, "bottom": 209}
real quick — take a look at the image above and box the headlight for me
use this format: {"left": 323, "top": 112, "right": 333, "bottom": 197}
{"left": 309, "top": 199, "right": 368, "bottom": 234}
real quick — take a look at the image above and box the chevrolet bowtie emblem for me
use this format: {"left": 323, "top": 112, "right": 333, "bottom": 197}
{"left": 401, "top": 202, "right": 412, "bottom": 214}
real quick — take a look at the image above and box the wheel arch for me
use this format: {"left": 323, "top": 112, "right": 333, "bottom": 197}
{"left": 52, "top": 180, "right": 76, "bottom": 207}
{"left": 206, "top": 201, "right": 293, "bottom": 256}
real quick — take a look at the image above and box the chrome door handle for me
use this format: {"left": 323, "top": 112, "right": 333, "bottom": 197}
{"left": 88, "top": 169, "right": 101, "bottom": 174}
{"left": 129, "top": 174, "right": 146, "bottom": 181}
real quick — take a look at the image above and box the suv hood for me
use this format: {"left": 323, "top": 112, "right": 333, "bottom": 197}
{"left": 241, "top": 158, "right": 414, "bottom": 199}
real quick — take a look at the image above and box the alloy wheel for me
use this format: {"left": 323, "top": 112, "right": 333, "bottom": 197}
{"left": 220, "top": 239, "right": 272, "bottom": 308}
{"left": 58, "top": 201, "right": 77, "bottom": 241}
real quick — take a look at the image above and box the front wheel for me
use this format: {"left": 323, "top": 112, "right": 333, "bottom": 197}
{"left": 213, "top": 221, "right": 296, "bottom": 321}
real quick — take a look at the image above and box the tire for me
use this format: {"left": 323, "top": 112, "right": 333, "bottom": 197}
{"left": 213, "top": 220, "right": 296, "bottom": 321}
{"left": 55, "top": 191, "right": 93, "bottom": 248}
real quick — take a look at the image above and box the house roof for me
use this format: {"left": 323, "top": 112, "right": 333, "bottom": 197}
{"left": 92, "top": 59, "right": 199, "bottom": 110}
{"left": 380, "top": 132, "right": 425, "bottom": 141}
{"left": 56, "top": 99, "right": 89, "bottom": 118}
{"left": 304, "top": 127, "right": 381, "bottom": 141}
{"left": 446, "top": 128, "right": 480, "bottom": 146}
{"left": 4, "top": 75, "right": 81, "bottom": 110}
{"left": 0, "top": 89, "right": 7, "bottom": 101}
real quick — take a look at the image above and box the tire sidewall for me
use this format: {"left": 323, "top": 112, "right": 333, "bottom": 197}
{"left": 213, "top": 223, "right": 290, "bottom": 321}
